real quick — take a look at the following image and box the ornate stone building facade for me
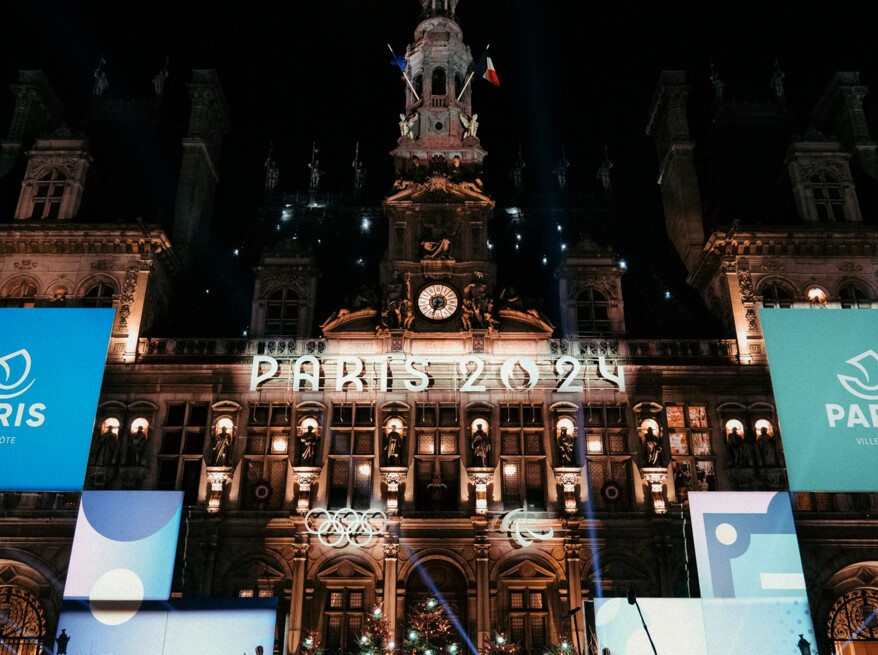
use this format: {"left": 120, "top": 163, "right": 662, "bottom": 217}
{"left": 2, "top": 5, "right": 878, "bottom": 655}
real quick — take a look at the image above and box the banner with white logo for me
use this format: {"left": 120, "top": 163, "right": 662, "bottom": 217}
{"left": 760, "top": 308, "right": 878, "bottom": 491}
{"left": 0, "top": 309, "right": 114, "bottom": 490}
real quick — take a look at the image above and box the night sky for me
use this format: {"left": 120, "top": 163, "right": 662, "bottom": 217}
{"left": 2, "top": 1, "right": 877, "bottom": 337}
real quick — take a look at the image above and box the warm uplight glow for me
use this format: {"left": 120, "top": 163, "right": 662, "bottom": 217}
{"left": 271, "top": 436, "right": 288, "bottom": 453}
{"left": 503, "top": 463, "right": 517, "bottom": 476}
{"left": 807, "top": 287, "right": 827, "bottom": 304}
{"left": 358, "top": 463, "right": 371, "bottom": 476}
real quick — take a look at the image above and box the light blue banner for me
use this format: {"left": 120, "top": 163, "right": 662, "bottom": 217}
{"left": 760, "top": 308, "right": 878, "bottom": 491}
{"left": 0, "top": 309, "right": 114, "bottom": 491}
{"left": 64, "top": 491, "right": 183, "bottom": 602}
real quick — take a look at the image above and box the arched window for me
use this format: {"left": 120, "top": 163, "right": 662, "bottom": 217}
{"left": 265, "top": 287, "right": 300, "bottom": 336}
{"left": 576, "top": 288, "right": 610, "bottom": 334}
{"left": 840, "top": 282, "right": 871, "bottom": 309}
{"left": 810, "top": 170, "right": 846, "bottom": 221}
{"left": 431, "top": 67, "right": 446, "bottom": 97}
{"left": 2, "top": 279, "right": 38, "bottom": 308}
{"left": 761, "top": 284, "right": 793, "bottom": 308}
{"left": 829, "top": 588, "right": 878, "bottom": 650}
{"left": 0, "top": 585, "right": 47, "bottom": 655}
{"left": 81, "top": 281, "right": 115, "bottom": 308}
{"left": 30, "top": 169, "right": 66, "bottom": 220}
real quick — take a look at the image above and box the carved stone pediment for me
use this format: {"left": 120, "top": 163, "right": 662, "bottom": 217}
{"left": 386, "top": 175, "right": 493, "bottom": 204}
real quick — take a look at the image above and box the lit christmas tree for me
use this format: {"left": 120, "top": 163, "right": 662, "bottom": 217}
{"left": 401, "top": 597, "right": 460, "bottom": 655}
{"left": 355, "top": 604, "right": 394, "bottom": 655}
{"left": 301, "top": 630, "right": 322, "bottom": 655}
{"left": 541, "top": 636, "right": 576, "bottom": 655}
{"left": 480, "top": 632, "right": 522, "bottom": 655}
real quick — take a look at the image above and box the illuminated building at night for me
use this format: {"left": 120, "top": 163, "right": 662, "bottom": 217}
{"left": 3, "top": 2, "right": 878, "bottom": 654}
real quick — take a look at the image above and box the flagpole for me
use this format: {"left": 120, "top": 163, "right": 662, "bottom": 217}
{"left": 456, "top": 43, "right": 489, "bottom": 102}
{"left": 387, "top": 44, "right": 420, "bottom": 102}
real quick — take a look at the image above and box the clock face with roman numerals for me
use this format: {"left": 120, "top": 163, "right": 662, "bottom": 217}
{"left": 417, "top": 283, "right": 460, "bottom": 322}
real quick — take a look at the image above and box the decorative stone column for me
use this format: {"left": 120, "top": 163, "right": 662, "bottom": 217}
{"left": 292, "top": 467, "right": 321, "bottom": 515}
{"left": 553, "top": 468, "right": 582, "bottom": 514}
{"left": 564, "top": 537, "right": 586, "bottom": 655}
{"left": 205, "top": 466, "right": 234, "bottom": 513}
{"left": 474, "top": 539, "right": 491, "bottom": 653}
{"left": 383, "top": 542, "right": 400, "bottom": 645}
{"left": 467, "top": 468, "right": 493, "bottom": 514}
{"left": 640, "top": 467, "right": 669, "bottom": 515}
{"left": 381, "top": 468, "right": 407, "bottom": 516}
{"left": 288, "top": 542, "right": 310, "bottom": 655}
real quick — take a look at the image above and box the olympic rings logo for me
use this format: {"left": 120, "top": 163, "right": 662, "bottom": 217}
{"left": 304, "top": 508, "right": 388, "bottom": 548}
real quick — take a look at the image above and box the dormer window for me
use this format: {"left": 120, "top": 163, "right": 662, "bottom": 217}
{"left": 810, "top": 171, "right": 846, "bottom": 221}
{"left": 576, "top": 288, "right": 610, "bottom": 334}
{"left": 30, "top": 169, "right": 67, "bottom": 219}
{"left": 265, "top": 287, "right": 300, "bottom": 336}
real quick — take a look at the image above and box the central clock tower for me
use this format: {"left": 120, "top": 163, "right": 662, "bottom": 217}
{"left": 380, "top": 0, "right": 496, "bottom": 334}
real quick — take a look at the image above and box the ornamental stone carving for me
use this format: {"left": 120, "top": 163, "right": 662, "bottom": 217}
{"left": 13, "top": 260, "right": 37, "bottom": 270}
{"left": 383, "top": 543, "right": 401, "bottom": 558}
{"left": 737, "top": 269, "right": 754, "bottom": 301}
{"left": 838, "top": 262, "right": 863, "bottom": 272}
{"left": 291, "top": 543, "right": 310, "bottom": 559}
{"left": 745, "top": 307, "right": 758, "bottom": 332}
{"left": 760, "top": 262, "right": 785, "bottom": 272}
{"left": 474, "top": 543, "right": 490, "bottom": 559}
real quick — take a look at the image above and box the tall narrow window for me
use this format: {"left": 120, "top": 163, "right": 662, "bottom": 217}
{"left": 508, "top": 589, "right": 548, "bottom": 652}
{"left": 323, "top": 588, "right": 366, "bottom": 655}
{"left": 431, "top": 67, "right": 446, "bottom": 96}
{"left": 500, "top": 403, "right": 545, "bottom": 510}
{"left": 810, "top": 171, "right": 846, "bottom": 221}
{"left": 585, "top": 404, "right": 631, "bottom": 509}
{"left": 576, "top": 288, "right": 610, "bottom": 334}
{"left": 328, "top": 403, "right": 374, "bottom": 509}
{"left": 265, "top": 287, "right": 300, "bottom": 336}
{"left": 157, "top": 402, "right": 208, "bottom": 505}
{"left": 243, "top": 402, "right": 290, "bottom": 510}
{"left": 415, "top": 403, "right": 460, "bottom": 511}
{"left": 30, "top": 169, "right": 66, "bottom": 220}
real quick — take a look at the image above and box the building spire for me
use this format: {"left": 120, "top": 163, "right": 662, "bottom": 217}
{"left": 418, "top": 0, "right": 460, "bottom": 21}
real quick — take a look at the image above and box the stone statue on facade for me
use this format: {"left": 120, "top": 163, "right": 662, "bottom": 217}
{"left": 471, "top": 421, "right": 490, "bottom": 466}
{"left": 727, "top": 426, "right": 744, "bottom": 467}
{"left": 152, "top": 58, "right": 169, "bottom": 96}
{"left": 380, "top": 271, "right": 413, "bottom": 329}
{"left": 385, "top": 426, "right": 403, "bottom": 463}
{"left": 643, "top": 426, "right": 662, "bottom": 466}
{"left": 299, "top": 425, "right": 318, "bottom": 465}
{"left": 510, "top": 148, "right": 525, "bottom": 194}
{"left": 92, "top": 425, "right": 117, "bottom": 466}
{"left": 757, "top": 426, "right": 777, "bottom": 467}
{"left": 554, "top": 149, "right": 570, "bottom": 192}
{"left": 770, "top": 59, "right": 785, "bottom": 98}
{"left": 212, "top": 426, "right": 233, "bottom": 466}
{"left": 128, "top": 425, "right": 148, "bottom": 466}
{"left": 399, "top": 112, "right": 419, "bottom": 138}
{"left": 93, "top": 61, "right": 109, "bottom": 97}
{"left": 460, "top": 113, "right": 479, "bottom": 139}
{"left": 461, "top": 271, "right": 496, "bottom": 330}
{"left": 557, "top": 426, "right": 575, "bottom": 465}
{"left": 596, "top": 154, "right": 613, "bottom": 191}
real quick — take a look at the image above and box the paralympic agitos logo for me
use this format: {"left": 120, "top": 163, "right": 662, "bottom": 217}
{"left": 826, "top": 350, "right": 878, "bottom": 428}
{"left": 0, "top": 349, "right": 46, "bottom": 427}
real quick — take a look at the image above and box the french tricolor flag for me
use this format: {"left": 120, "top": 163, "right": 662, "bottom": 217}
{"left": 475, "top": 48, "right": 500, "bottom": 86}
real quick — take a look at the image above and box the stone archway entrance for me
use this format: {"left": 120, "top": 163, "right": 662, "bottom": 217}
{"left": 405, "top": 560, "right": 470, "bottom": 640}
